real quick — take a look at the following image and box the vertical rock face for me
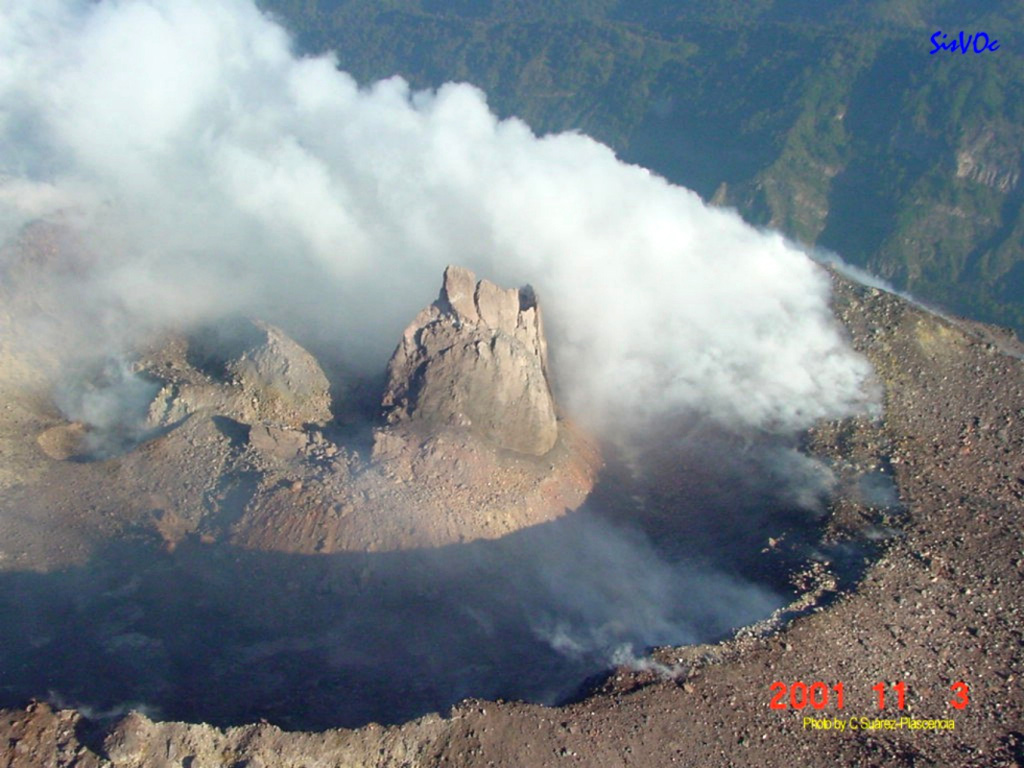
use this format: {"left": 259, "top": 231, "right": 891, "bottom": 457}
{"left": 382, "top": 266, "right": 558, "bottom": 456}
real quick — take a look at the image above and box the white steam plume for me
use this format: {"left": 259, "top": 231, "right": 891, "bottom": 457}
{"left": 0, "top": 0, "right": 875, "bottom": 433}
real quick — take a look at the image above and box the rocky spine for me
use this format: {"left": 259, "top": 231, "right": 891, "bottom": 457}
{"left": 382, "top": 266, "right": 557, "bottom": 456}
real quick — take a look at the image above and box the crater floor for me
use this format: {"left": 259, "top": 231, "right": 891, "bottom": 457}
{"left": 1, "top": 277, "right": 1023, "bottom": 767}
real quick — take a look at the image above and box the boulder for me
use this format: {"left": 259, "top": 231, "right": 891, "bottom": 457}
{"left": 249, "top": 424, "right": 309, "bottom": 463}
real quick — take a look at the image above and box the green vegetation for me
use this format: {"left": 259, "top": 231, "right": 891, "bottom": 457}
{"left": 259, "top": 0, "right": 1024, "bottom": 332}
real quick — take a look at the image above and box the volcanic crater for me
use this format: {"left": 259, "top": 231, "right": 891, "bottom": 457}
{"left": 3, "top": 233, "right": 1022, "bottom": 767}
{"left": 0, "top": 256, "right": 893, "bottom": 734}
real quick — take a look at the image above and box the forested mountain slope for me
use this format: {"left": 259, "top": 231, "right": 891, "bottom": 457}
{"left": 260, "top": 0, "right": 1024, "bottom": 331}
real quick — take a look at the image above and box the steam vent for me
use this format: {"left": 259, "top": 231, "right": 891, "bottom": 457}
{"left": 383, "top": 265, "right": 558, "bottom": 455}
